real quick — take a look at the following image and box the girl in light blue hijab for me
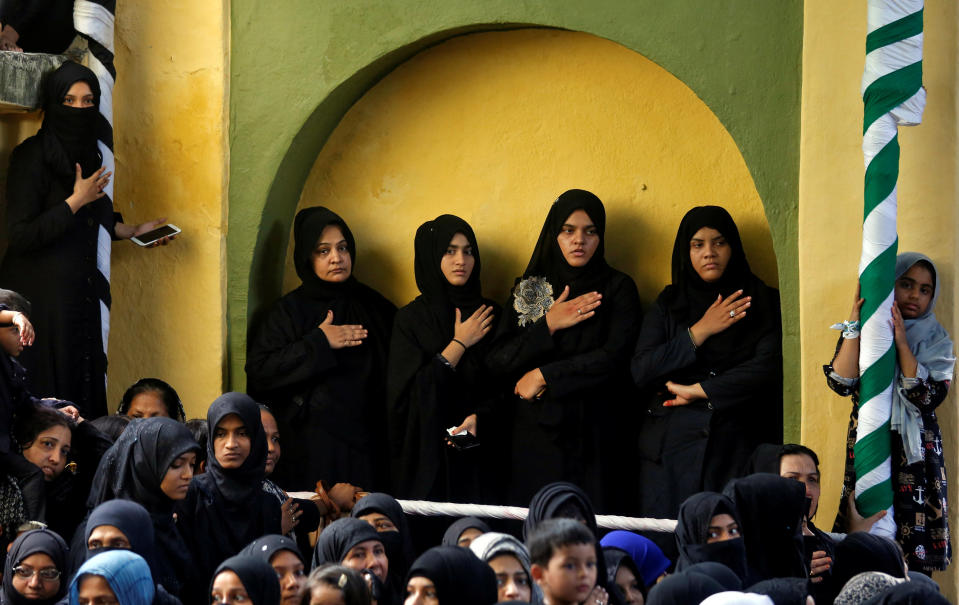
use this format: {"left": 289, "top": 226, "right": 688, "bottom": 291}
{"left": 826, "top": 252, "right": 955, "bottom": 574}
{"left": 69, "top": 550, "right": 155, "bottom": 605}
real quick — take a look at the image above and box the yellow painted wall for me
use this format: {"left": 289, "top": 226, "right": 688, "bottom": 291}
{"left": 0, "top": 1, "right": 229, "bottom": 420}
{"left": 800, "top": 0, "right": 958, "bottom": 594}
{"left": 288, "top": 29, "right": 777, "bottom": 317}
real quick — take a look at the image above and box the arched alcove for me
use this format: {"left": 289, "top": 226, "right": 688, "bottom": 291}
{"left": 285, "top": 29, "right": 777, "bottom": 312}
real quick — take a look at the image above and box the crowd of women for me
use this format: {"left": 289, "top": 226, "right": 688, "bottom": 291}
{"left": 0, "top": 59, "right": 954, "bottom": 604}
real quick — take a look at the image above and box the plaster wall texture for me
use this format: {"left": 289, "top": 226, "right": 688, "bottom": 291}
{"left": 288, "top": 29, "right": 776, "bottom": 318}
{"left": 799, "top": 0, "right": 958, "bottom": 595}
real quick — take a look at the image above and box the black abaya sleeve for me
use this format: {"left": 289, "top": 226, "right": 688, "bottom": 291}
{"left": 699, "top": 322, "right": 782, "bottom": 410}
{"left": 5, "top": 141, "right": 75, "bottom": 253}
{"left": 631, "top": 299, "right": 699, "bottom": 389}
{"left": 484, "top": 315, "right": 555, "bottom": 376}
{"left": 539, "top": 275, "right": 641, "bottom": 397}
{"left": 246, "top": 297, "right": 337, "bottom": 391}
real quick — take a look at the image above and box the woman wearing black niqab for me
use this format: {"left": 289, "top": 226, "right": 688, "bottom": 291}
{"left": 0, "top": 61, "right": 170, "bottom": 419}
{"left": 723, "top": 473, "right": 807, "bottom": 582}
{"left": 632, "top": 206, "right": 782, "bottom": 519}
{"left": 175, "top": 393, "right": 281, "bottom": 592}
{"left": 486, "top": 190, "right": 641, "bottom": 511}
{"left": 246, "top": 206, "right": 396, "bottom": 492}
{"left": 387, "top": 215, "right": 503, "bottom": 504}
{"left": 83, "top": 417, "right": 201, "bottom": 603}
{"left": 405, "top": 545, "right": 498, "bottom": 605}
{"left": 674, "top": 492, "right": 749, "bottom": 583}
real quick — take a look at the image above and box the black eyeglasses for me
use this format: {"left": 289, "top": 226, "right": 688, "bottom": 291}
{"left": 12, "top": 566, "right": 60, "bottom": 581}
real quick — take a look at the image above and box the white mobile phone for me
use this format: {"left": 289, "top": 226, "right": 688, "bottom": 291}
{"left": 130, "top": 224, "right": 181, "bottom": 247}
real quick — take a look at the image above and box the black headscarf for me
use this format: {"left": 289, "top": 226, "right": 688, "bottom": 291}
{"left": 603, "top": 547, "right": 647, "bottom": 599}
{"left": 241, "top": 534, "right": 304, "bottom": 565}
{"left": 352, "top": 493, "right": 415, "bottom": 578}
{"left": 87, "top": 417, "right": 200, "bottom": 513}
{"left": 646, "top": 568, "right": 725, "bottom": 605}
{"left": 723, "top": 474, "right": 807, "bottom": 581}
{"left": 747, "top": 578, "right": 810, "bottom": 605}
{"left": 522, "top": 189, "right": 611, "bottom": 297}
{"left": 211, "top": 555, "right": 280, "bottom": 605}
{"left": 660, "top": 206, "right": 776, "bottom": 373}
{"left": 522, "top": 482, "right": 619, "bottom": 603}
{"left": 683, "top": 562, "right": 742, "bottom": 592}
{"left": 405, "top": 546, "right": 497, "bottom": 605}
{"left": 441, "top": 517, "right": 491, "bottom": 546}
{"left": 311, "top": 517, "right": 383, "bottom": 569}
{"left": 860, "top": 581, "right": 950, "bottom": 605}
{"left": 203, "top": 392, "right": 268, "bottom": 502}
{"left": 675, "top": 492, "right": 749, "bottom": 582}
{"left": 825, "top": 532, "right": 906, "bottom": 603}
{"left": 4, "top": 529, "right": 69, "bottom": 605}
{"left": 39, "top": 61, "right": 103, "bottom": 179}
{"left": 84, "top": 500, "right": 157, "bottom": 569}
{"left": 293, "top": 206, "right": 359, "bottom": 300}
{"left": 414, "top": 215, "right": 485, "bottom": 319}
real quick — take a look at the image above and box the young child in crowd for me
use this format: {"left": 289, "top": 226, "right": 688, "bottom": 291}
{"left": 528, "top": 518, "right": 604, "bottom": 605}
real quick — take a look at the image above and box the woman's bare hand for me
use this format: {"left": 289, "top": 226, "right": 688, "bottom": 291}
{"left": 514, "top": 368, "right": 546, "bottom": 400}
{"left": 453, "top": 306, "right": 494, "bottom": 348}
{"left": 449, "top": 413, "right": 477, "bottom": 437}
{"left": 11, "top": 312, "right": 34, "bottom": 346}
{"left": 689, "top": 290, "right": 750, "bottom": 346}
{"left": 318, "top": 310, "right": 367, "bottom": 349}
{"left": 847, "top": 491, "right": 888, "bottom": 533}
{"left": 849, "top": 283, "right": 865, "bottom": 322}
{"left": 281, "top": 497, "right": 302, "bottom": 535}
{"left": 809, "top": 550, "right": 832, "bottom": 583}
{"left": 545, "top": 286, "right": 601, "bottom": 335}
{"left": 663, "top": 381, "right": 706, "bottom": 407}
{"left": 67, "top": 165, "right": 111, "bottom": 213}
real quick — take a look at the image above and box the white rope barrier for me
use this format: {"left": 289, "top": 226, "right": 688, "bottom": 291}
{"left": 396, "top": 499, "right": 678, "bottom": 533}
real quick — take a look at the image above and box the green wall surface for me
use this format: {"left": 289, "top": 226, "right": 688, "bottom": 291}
{"left": 229, "top": 0, "right": 803, "bottom": 439}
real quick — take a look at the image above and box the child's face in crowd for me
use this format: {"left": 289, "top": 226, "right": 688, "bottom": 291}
{"left": 270, "top": 550, "right": 306, "bottom": 605}
{"left": 404, "top": 577, "right": 438, "bottom": 605}
{"left": 780, "top": 453, "right": 821, "bottom": 519}
{"left": 0, "top": 324, "right": 23, "bottom": 357}
{"left": 159, "top": 452, "right": 196, "bottom": 500}
{"left": 310, "top": 584, "right": 346, "bottom": 605}
{"left": 22, "top": 425, "right": 71, "bottom": 481}
{"left": 706, "top": 514, "right": 741, "bottom": 543}
{"left": 895, "top": 263, "right": 934, "bottom": 319}
{"left": 260, "top": 409, "right": 281, "bottom": 475}
{"left": 533, "top": 542, "right": 597, "bottom": 605}
{"left": 489, "top": 553, "right": 532, "bottom": 603}
{"left": 213, "top": 414, "right": 251, "bottom": 469}
{"left": 341, "top": 539, "right": 388, "bottom": 582}
{"left": 126, "top": 391, "right": 169, "bottom": 419}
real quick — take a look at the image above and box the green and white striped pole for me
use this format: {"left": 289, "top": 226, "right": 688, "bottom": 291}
{"left": 856, "top": 0, "right": 925, "bottom": 538}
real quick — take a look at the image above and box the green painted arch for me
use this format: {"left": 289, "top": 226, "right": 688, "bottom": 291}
{"left": 229, "top": 1, "right": 802, "bottom": 438}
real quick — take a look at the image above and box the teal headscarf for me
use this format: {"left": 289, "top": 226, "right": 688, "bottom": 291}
{"left": 69, "top": 551, "right": 154, "bottom": 605}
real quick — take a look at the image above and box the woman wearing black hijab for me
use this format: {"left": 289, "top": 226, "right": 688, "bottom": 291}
{"left": 175, "top": 393, "right": 281, "bottom": 592}
{"left": 487, "top": 190, "right": 641, "bottom": 511}
{"left": 2, "top": 529, "right": 69, "bottom": 605}
{"left": 210, "top": 555, "right": 281, "bottom": 605}
{"left": 241, "top": 535, "right": 306, "bottom": 605}
{"left": 405, "top": 545, "right": 497, "bottom": 605}
{"left": 0, "top": 62, "right": 169, "bottom": 419}
{"left": 822, "top": 533, "right": 907, "bottom": 605}
{"left": 632, "top": 206, "right": 782, "bottom": 519}
{"left": 674, "top": 492, "right": 749, "bottom": 583}
{"left": 723, "top": 474, "right": 807, "bottom": 582}
{"left": 352, "top": 492, "right": 416, "bottom": 580}
{"left": 84, "top": 417, "right": 200, "bottom": 602}
{"left": 388, "top": 215, "right": 503, "bottom": 504}
{"left": 441, "top": 516, "right": 491, "bottom": 548}
{"left": 246, "top": 206, "right": 396, "bottom": 492}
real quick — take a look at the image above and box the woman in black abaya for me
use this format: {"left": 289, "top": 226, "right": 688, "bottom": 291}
{"left": 674, "top": 492, "right": 749, "bottom": 584}
{"left": 246, "top": 206, "right": 395, "bottom": 491}
{"left": 388, "top": 215, "right": 502, "bottom": 503}
{"left": 0, "top": 62, "right": 170, "bottom": 418}
{"left": 486, "top": 190, "right": 641, "bottom": 511}
{"left": 84, "top": 417, "right": 201, "bottom": 603}
{"left": 175, "top": 393, "right": 281, "bottom": 592}
{"left": 632, "top": 206, "right": 782, "bottom": 519}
